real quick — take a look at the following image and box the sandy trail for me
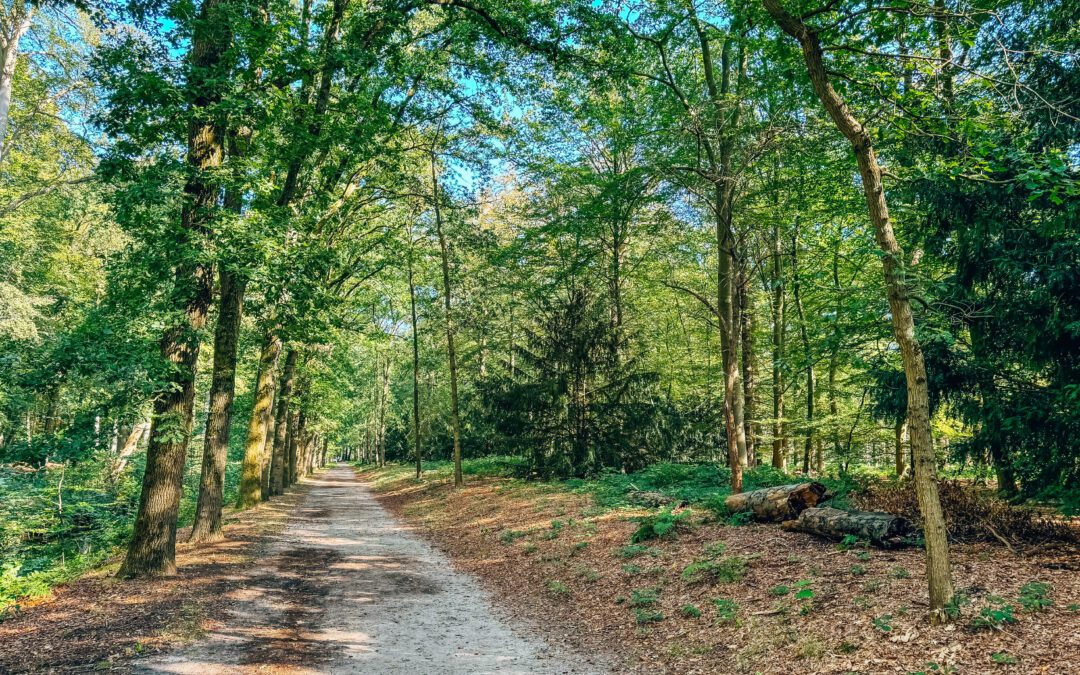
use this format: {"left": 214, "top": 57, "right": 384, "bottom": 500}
{"left": 134, "top": 465, "right": 606, "bottom": 675}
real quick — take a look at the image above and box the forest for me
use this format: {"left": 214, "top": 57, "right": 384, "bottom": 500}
{"left": 0, "top": 0, "right": 1078, "bottom": 671}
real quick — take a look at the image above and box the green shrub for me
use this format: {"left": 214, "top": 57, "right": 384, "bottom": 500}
{"left": 991, "top": 652, "right": 1018, "bottom": 666}
{"left": 872, "top": 614, "right": 893, "bottom": 633}
{"left": 1017, "top": 581, "right": 1052, "bottom": 613}
{"left": 769, "top": 584, "right": 790, "bottom": 596}
{"left": 635, "top": 608, "right": 664, "bottom": 624}
{"left": 681, "top": 556, "right": 748, "bottom": 584}
{"left": 616, "top": 544, "right": 659, "bottom": 559}
{"left": 970, "top": 599, "right": 1017, "bottom": 631}
{"left": 891, "top": 566, "right": 911, "bottom": 579}
{"left": 681, "top": 604, "right": 702, "bottom": 618}
{"left": 630, "top": 587, "right": 661, "bottom": 607}
{"left": 499, "top": 529, "right": 526, "bottom": 545}
{"left": 712, "top": 598, "right": 738, "bottom": 623}
{"left": 545, "top": 579, "right": 570, "bottom": 595}
{"left": 630, "top": 507, "right": 691, "bottom": 543}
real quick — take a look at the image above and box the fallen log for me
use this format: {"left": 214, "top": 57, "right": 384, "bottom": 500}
{"left": 782, "top": 506, "right": 912, "bottom": 548}
{"left": 723, "top": 482, "right": 829, "bottom": 522}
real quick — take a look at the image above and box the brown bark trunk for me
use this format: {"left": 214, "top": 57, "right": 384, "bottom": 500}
{"left": 792, "top": 218, "right": 815, "bottom": 474}
{"left": 691, "top": 17, "right": 747, "bottom": 493}
{"left": 739, "top": 266, "right": 756, "bottom": 464}
{"left": 270, "top": 349, "right": 297, "bottom": 495}
{"left": 286, "top": 404, "right": 299, "bottom": 486}
{"left": 782, "top": 506, "right": 912, "bottom": 548}
{"left": 762, "top": 0, "right": 954, "bottom": 618}
{"left": 238, "top": 329, "right": 280, "bottom": 507}
{"left": 724, "top": 482, "right": 828, "bottom": 522}
{"left": 190, "top": 268, "right": 246, "bottom": 542}
{"left": 431, "top": 152, "right": 463, "bottom": 487}
{"left": 408, "top": 238, "right": 423, "bottom": 479}
{"left": 770, "top": 217, "right": 787, "bottom": 469}
{"left": 118, "top": 0, "right": 230, "bottom": 578}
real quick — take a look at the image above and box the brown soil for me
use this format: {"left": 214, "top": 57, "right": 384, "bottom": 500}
{"left": 364, "top": 470, "right": 1080, "bottom": 675}
{"left": 0, "top": 483, "right": 310, "bottom": 673}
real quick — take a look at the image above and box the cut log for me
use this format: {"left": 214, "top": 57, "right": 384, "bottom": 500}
{"left": 724, "top": 482, "right": 828, "bottom": 522}
{"left": 782, "top": 506, "right": 912, "bottom": 548}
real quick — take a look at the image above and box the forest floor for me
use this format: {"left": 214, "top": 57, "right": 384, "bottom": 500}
{"left": 0, "top": 465, "right": 610, "bottom": 674}
{"left": 360, "top": 463, "right": 1080, "bottom": 675}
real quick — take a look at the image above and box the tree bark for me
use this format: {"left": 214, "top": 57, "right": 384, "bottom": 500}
{"left": 782, "top": 506, "right": 912, "bottom": 548}
{"left": 0, "top": 1, "right": 33, "bottom": 161}
{"left": 761, "top": 0, "right": 954, "bottom": 618}
{"left": 770, "top": 216, "right": 787, "bottom": 469}
{"left": 118, "top": 0, "right": 230, "bottom": 578}
{"left": 286, "top": 403, "right": 300, "bottom": 486}
{"left": 724, "top": 482, "right": 828, "bottom": 522}
{"left": 190, "top": 268, "right": 246, "bottom": 542}
{"left": 238, "top": 329, "right": 280, "bottom": 507}
{"left": 270, "top": 349, "right": 297, "bottom": 495}
{"left": 791, "top": 218, "right": 816, "bottom": 474}
{"left": 431, "top": 151, "right": 463, "bottom": 487}
{"left": 739, "top": 265, "right": 756, "bottom": 464}
{"left": 408, "top": 235, "right": 423, "bottom": 479}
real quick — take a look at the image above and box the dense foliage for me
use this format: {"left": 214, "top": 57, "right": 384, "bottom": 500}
{"left": 0, "top": 0, "right": 1075, "bottom": 611}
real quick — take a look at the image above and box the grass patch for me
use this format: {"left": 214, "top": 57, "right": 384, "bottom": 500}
{"left": 681, "top": 556, "right": 749, "bottom": 584}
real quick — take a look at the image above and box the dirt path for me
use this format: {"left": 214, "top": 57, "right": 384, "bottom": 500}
{"left": 135, "top": 465, "right": 607, "bottom": 675}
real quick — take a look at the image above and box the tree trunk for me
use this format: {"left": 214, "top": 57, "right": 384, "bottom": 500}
{"left": 408, "top": 238, "right": 423, "bottom": 479}
{"left": 0, "top": 2, "right": 33, "bottom": 160}
{"left": 691, "top": 20, "right": 747, "bottom": 493}
{"left": 118, "top": 0, "right": 230, "bottom": 578}
{"left": 724, "top": 482, "right": 828, "bottom": 522}
{"left": 270, "top": 349, "right": 297, "bottom": 495}
{"left": 762, "top": 0, "right": 954, "bottom": 618}
{"left": 286, "top": 406, "right": 300, "bottom": 486}
{"left": 770, "top": 217, "right": 787, "bottom": 469}
{"left": 782, "top": 506, "right": 912, "bottom": 548}
{"left": 190, "top": 268, "right": 246, "bottom": 542}
{"left": 238, "top": 329, "right": 280, "bottom": 508}
{"left": 431, "top": 151, "right": 463, "bottom": 487}
{"left": 895, "top": 418, "right": 907, "bottom": 477}
{"left": 739, "top": 266, "right": 756, "bottom": 464}
{"left": 792, "top": 219, "right": 815, "bottom": 474}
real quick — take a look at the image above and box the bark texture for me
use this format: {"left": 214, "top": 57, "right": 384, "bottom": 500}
{"left": 270, "top": 349, "right": 297, "bottom": 495}
{"left": 724, "top": 482, "right": 828, "bottom": 522}
{"left": 782, "top": 506, "right": 912, "bottom": 548}
{"left": 761, "top": 0, "right": 954, "bottom": 617}
{"left": 190, "top": 269, "right": 246, "bottom": 542}
{"left": 238, "top": 329, "right": 281, "bottom": 507}
{"left": 118, "top": 0, "right": 230, "bottom": 577}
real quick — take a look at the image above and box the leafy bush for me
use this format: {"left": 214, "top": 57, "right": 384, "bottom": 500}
{"left": 970, "top": 597, "right": 1017, "bottom": 631}
{"left": 630, "top": 587, "right": 661, "bottom": 607}
{"left": 630, "top": 507, "right": 691, "bottom": 543}
{"left": 616, "top": 544, "right": 660, "bottom": 559}
{"left": 681, "top": 604, "right": 702, "bottom": 618}
{"left": 1017, "top": 581, "right": 1052, "bottom": 612}
{"left": 545, "top": 579, "right": 570, "bottom": 595}
{"left": 635, "top": 608, "right": 664, "bottom": 624}
{"left": 681, "top": 556, "right": 748, "bottom": 584}
{"left": 712, "top": 597, "right": 738, "bottom": 623}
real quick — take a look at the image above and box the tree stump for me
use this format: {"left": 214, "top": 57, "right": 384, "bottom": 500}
{"left": 723, "top": 482, "right": 829, "bottom": 522}
{"left": 782, "top": 506, "right": 912, "bottom": 547}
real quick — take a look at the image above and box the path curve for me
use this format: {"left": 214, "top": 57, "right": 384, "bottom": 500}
{"left": 136, "top": 465, "right": 608, "bottom": 675}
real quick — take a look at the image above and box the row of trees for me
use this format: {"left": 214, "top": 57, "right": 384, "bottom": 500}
{"left": 0, "top": 0, "right": 1075, "bottom": 620}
